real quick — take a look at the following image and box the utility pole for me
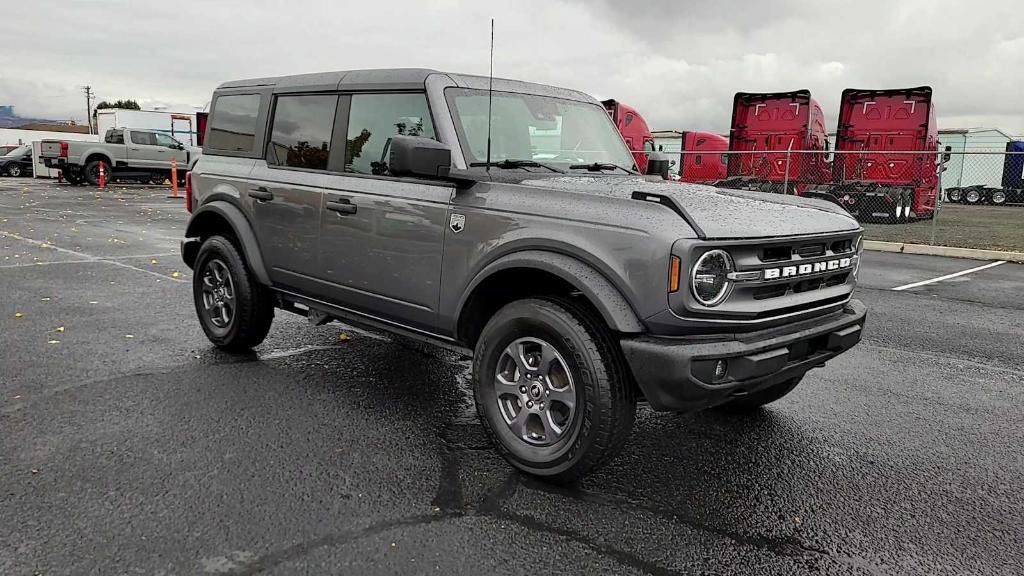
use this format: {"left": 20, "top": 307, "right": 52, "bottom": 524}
{"left": 83, "top": 86, "right": 94, "bottom": 134}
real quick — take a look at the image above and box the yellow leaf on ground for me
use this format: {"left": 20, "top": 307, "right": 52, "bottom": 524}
{"left": 14, "top": 312, "right": 23, "bottom": 318}
{"left": 54, "top": 326, "right": 65, "bottom": 333}
{"left": 170, "top": 271, "right": 181, "bottom": 278}
{"left": 150, "top": 259, "right": 158, "bottom": 264}
{"left": 125, "top": 334, "right": 134, "bottom": 339}
{"left": 48, "top": 339, "right": 60, "bottom": 344}
{"left": 338, "top": 333, "right": 351, "bottom": 342}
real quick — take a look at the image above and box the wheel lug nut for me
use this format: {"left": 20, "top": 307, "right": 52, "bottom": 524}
{"left": 539, "top": 402, "right": 545, "bottom": 410}
{"left": 526, "top": 401, "right": 534, "bottom": 409}
{"left": 519, "top": 386, "right": 527, "bottom": 394}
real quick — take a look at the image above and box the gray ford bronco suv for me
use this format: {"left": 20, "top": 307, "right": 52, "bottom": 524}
{"left": 182, "top": 69, "right": 866, "bottom": 482}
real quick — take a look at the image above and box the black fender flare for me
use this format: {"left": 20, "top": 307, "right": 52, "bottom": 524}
{"left": 183, "top": 200, "right": 271, "bottom": 285}
{"left": 457, "top": 250, "right": 645, "bottom": 334}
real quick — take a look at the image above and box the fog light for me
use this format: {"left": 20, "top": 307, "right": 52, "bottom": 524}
{"left": 714, "top": 359, "right": 728, "bottom": 380}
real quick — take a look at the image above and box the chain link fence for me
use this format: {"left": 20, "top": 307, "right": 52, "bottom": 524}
{"left": 649, "top": 149, "right": 1024, "bottom": 253}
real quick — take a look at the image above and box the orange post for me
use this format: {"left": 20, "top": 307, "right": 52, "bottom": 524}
{"left": 98, "top": 162, "right": 106, "bottom": 189}
{"left": 169, "top": 158, "right": 179, "bottom": 198}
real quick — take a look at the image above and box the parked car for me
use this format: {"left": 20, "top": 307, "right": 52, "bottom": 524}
{"left": 182, "top": 68, "right": 867, "bottom": 482}
{"left": 0, "top": 144, "right": 23, "bottom": 156}
{"left": 0, "top": 144, "right": 34, "bottom": 177}
{"left": 39, "top": 128, "right": 199, "bottom": 186}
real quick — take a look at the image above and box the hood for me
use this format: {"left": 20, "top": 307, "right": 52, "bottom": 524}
{"left": 518, "top": 175, "right": 859, "bottom": 239}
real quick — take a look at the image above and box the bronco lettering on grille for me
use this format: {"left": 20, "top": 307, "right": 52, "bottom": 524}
{"left": 762, "top": 257, "right": 852, "bottom": 280}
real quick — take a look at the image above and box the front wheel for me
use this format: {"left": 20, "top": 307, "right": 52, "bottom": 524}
{"left": 713, "top": 377, "right": 803, "bottom": 413}
{"left": 6, "top": 164, "right": 22, "bottom": 177}
{"left": 991, "top": 190, "right": 1007, "bottom": 205}
{"left": 192, "top": 235, "right": 274, "bottom": 352}
{"left": 473, "top": 297, "right": 636, "bottom": 483}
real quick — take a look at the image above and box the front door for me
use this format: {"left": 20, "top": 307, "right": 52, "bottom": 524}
{"left": 318, "top": 92, "right": 450, "bottom": 331}
{"left": 153, "top": 133, "right": 189, "bottom": 169}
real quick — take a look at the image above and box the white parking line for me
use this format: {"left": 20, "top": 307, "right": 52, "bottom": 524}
{"left": 891, "top": 260, "right": 1007, "bottom": 291}
{"left": 0, "top": 230, "right": 186, "bottom": 282}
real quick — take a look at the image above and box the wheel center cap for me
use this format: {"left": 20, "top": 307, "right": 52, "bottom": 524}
{"left": 528, "top": 383, "right": 544, "bottom": 400}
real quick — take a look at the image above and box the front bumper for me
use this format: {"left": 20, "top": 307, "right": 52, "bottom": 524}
{"left": 620, "top": 299, "right": 866, "bottom": 412}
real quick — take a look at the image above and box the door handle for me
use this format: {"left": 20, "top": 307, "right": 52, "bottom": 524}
{"left": 326, "top": 199, "right": 357, "bottom": 215}
{"left": 249, "top": 187, "right": 273, "bottom": 201}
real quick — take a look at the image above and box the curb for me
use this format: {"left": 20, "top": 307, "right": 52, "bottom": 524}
{"left": 864, "top": 240, "right": 1024, "bottom": 263}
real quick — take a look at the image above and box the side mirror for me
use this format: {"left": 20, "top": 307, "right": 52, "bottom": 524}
{"left": 384, "top": 135, "right": 452, "bottom": 179}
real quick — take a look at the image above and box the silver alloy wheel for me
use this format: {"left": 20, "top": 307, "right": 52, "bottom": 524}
{"left": 200, "top": 258, "right": 236, "bottom": 329}
{"left": 493, "top": 337, "right": 576, "bottom": 447}
{"left": 8, "top": 164, "right": 21, "bottom": 177}
{"left": 948, "top": 189, "right": 962, "bottom": 202}
{"left": 992, "top": 190, "right": 1006, "bottom": 205}
{"left": 966, "top": 189, "right": 981, "bottom": 203}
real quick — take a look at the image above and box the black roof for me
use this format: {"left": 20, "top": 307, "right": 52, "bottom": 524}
{"left": 216, "top": 68, "right": 595, "bottom": 103}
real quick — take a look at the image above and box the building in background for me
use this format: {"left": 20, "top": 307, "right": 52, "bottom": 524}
{"left": 0, "top": 123, "right": 99, "bottom": 178}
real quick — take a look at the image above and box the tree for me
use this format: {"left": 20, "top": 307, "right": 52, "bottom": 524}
{"left": 93, "top": 99, "right": 141, "bottom": 120}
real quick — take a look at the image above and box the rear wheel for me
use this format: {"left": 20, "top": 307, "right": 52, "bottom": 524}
{"left": 713, "top": 377, "right": 803, "bottom": 413}
{"left": 192, "top": 235, "right": 274, "bottom": 352}
{"left": 84, "top": 159, "right": 111, "bottom": 186}
{"left": 964, "top": 188, "right": 981, "bottom": 205}
{"left": 473, "top": 297, "right": 636, "bottom": 483}
{"left": 991, "top": 190, "right": 1007, "bottom": 205}
{"left": 947, "top": 188, "right": 962, "bottom": 203}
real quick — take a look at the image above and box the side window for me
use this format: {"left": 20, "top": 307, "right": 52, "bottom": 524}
{"left": 207, "top": 94, "right": 261, "bottom": 153}
{"left": 154, "top": 133, "right": 180, "bottom": 148}
{"left": 345, "top": 93, "right": 434, "bottom": 175}
{"left": 107, "top": 129, "right": 124, "bottom": 144}
{"left": 266, "top": 94, "right": 338, "bottom": 170}
{"left": 132, "top": 131, "right": 157, "bottom": 146}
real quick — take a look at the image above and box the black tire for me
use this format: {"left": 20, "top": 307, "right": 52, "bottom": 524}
{"left": 991, "top": 190, "right": 1007, "bottom": 206}
{"left": 964, "top": 188, "right": 982, "bottom": 205}
{"left": 84, "top": 159, "right": 111, "bottom": 186}
{"left": 947, "top": 188, "right": 962, "bottom": 203}
{"left": 713, "top": 377, "right": 803, "bottom": 413}
{"left": 473, "top": 297, "right": 637, "bottom": 483}
{"left": 192, "top": 235, "right": 274, "bottom": 352}
{"left": 6, "top": 163, "right": 22, "bottom": 177}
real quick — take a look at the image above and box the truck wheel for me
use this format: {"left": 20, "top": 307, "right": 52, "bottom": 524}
{"left": 964, "top": 189, "right": 981, "bottom": 204}
{"left": 62, "top": 170, "right": 81, "bottom": 185}
{"left": 473, "top": 297, "right": 637, "bottom": 483}
{"left": 192, "top": 235, "right": 274, "bottom": 352}
{"left": 84, "top": 160, "right": 111, "bottom": 186}
{"left": 991, "top": 190, "right": 1007, "bottom": 205}
{"left": 6, "top": 164, "right": 22, "bottom": 177}
{"left": 947, "top": 188, "right": 962, "bottom": 203}
{"left": 713, "top": 377, "right": 803, "bottom": 413}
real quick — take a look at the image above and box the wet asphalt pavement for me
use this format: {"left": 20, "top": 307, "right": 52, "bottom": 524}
{"left": 1, "top": 178, "right": 1022, "bottom": 575}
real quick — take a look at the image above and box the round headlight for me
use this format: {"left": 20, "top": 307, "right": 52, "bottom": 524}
{"left": 691, "top": 249, "right": 733, "bottom": 306}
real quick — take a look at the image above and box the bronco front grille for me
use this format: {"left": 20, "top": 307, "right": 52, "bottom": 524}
{"left": 673, "top": 231, "right": 861, "bottom": 325}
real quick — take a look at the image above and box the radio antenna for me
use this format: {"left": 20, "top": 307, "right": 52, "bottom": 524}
{"left": 485, "top": 18, "right": 494, "bottom": 172}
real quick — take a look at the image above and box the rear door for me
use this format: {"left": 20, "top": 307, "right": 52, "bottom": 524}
{"left": 127, "top": 130, "right": 164, "bottom": 168}
{"left": 317, "top": 92, "right": 451, "bottom": 331}
{"left": 247, "top": 93, "right": 338, "bottom": 294}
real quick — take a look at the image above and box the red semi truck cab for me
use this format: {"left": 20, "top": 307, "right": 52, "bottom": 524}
{"left": 602, "top": 99, "right": 655, "bottom": 174}
{"left": 677, "top": 131, "right": 728, "bottom": 182}
{"left": 830, "top": 86, "right": 938, "bottom": 220}
{"left": 722, "top": 90, "right": 831, "bottom": 193}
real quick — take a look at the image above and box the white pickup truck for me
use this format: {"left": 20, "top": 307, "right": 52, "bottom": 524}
{"left": 40, "top": 128, "right": 201, "bottom": 186}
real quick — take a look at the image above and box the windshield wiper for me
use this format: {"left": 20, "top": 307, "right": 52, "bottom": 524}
{"left": 568, "top": 162, "right": 633, "bottom": 173}
{"left": 469, "top": 159, "right": 564, "bottom": 173}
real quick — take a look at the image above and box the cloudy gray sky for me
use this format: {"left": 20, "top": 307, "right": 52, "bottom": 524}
{"left": 2, "top": 0, "right": 1022, "bottom": 135}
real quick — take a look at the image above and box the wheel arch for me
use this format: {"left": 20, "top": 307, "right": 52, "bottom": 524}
{"left": 83, "top": 152, "right": 114, "bottom": 168}
{"left": 184, "top": 200, "right": 271, "bottom": 285}
{"left": 455, "top": 250, "right": 645, "bottom": 347}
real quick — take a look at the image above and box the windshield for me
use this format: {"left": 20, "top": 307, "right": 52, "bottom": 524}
{"left": 445, "top": 88, "right": 636, "bottom": 171}
{"left": 3, "top": 145, "right": 30, "bottom": 158}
